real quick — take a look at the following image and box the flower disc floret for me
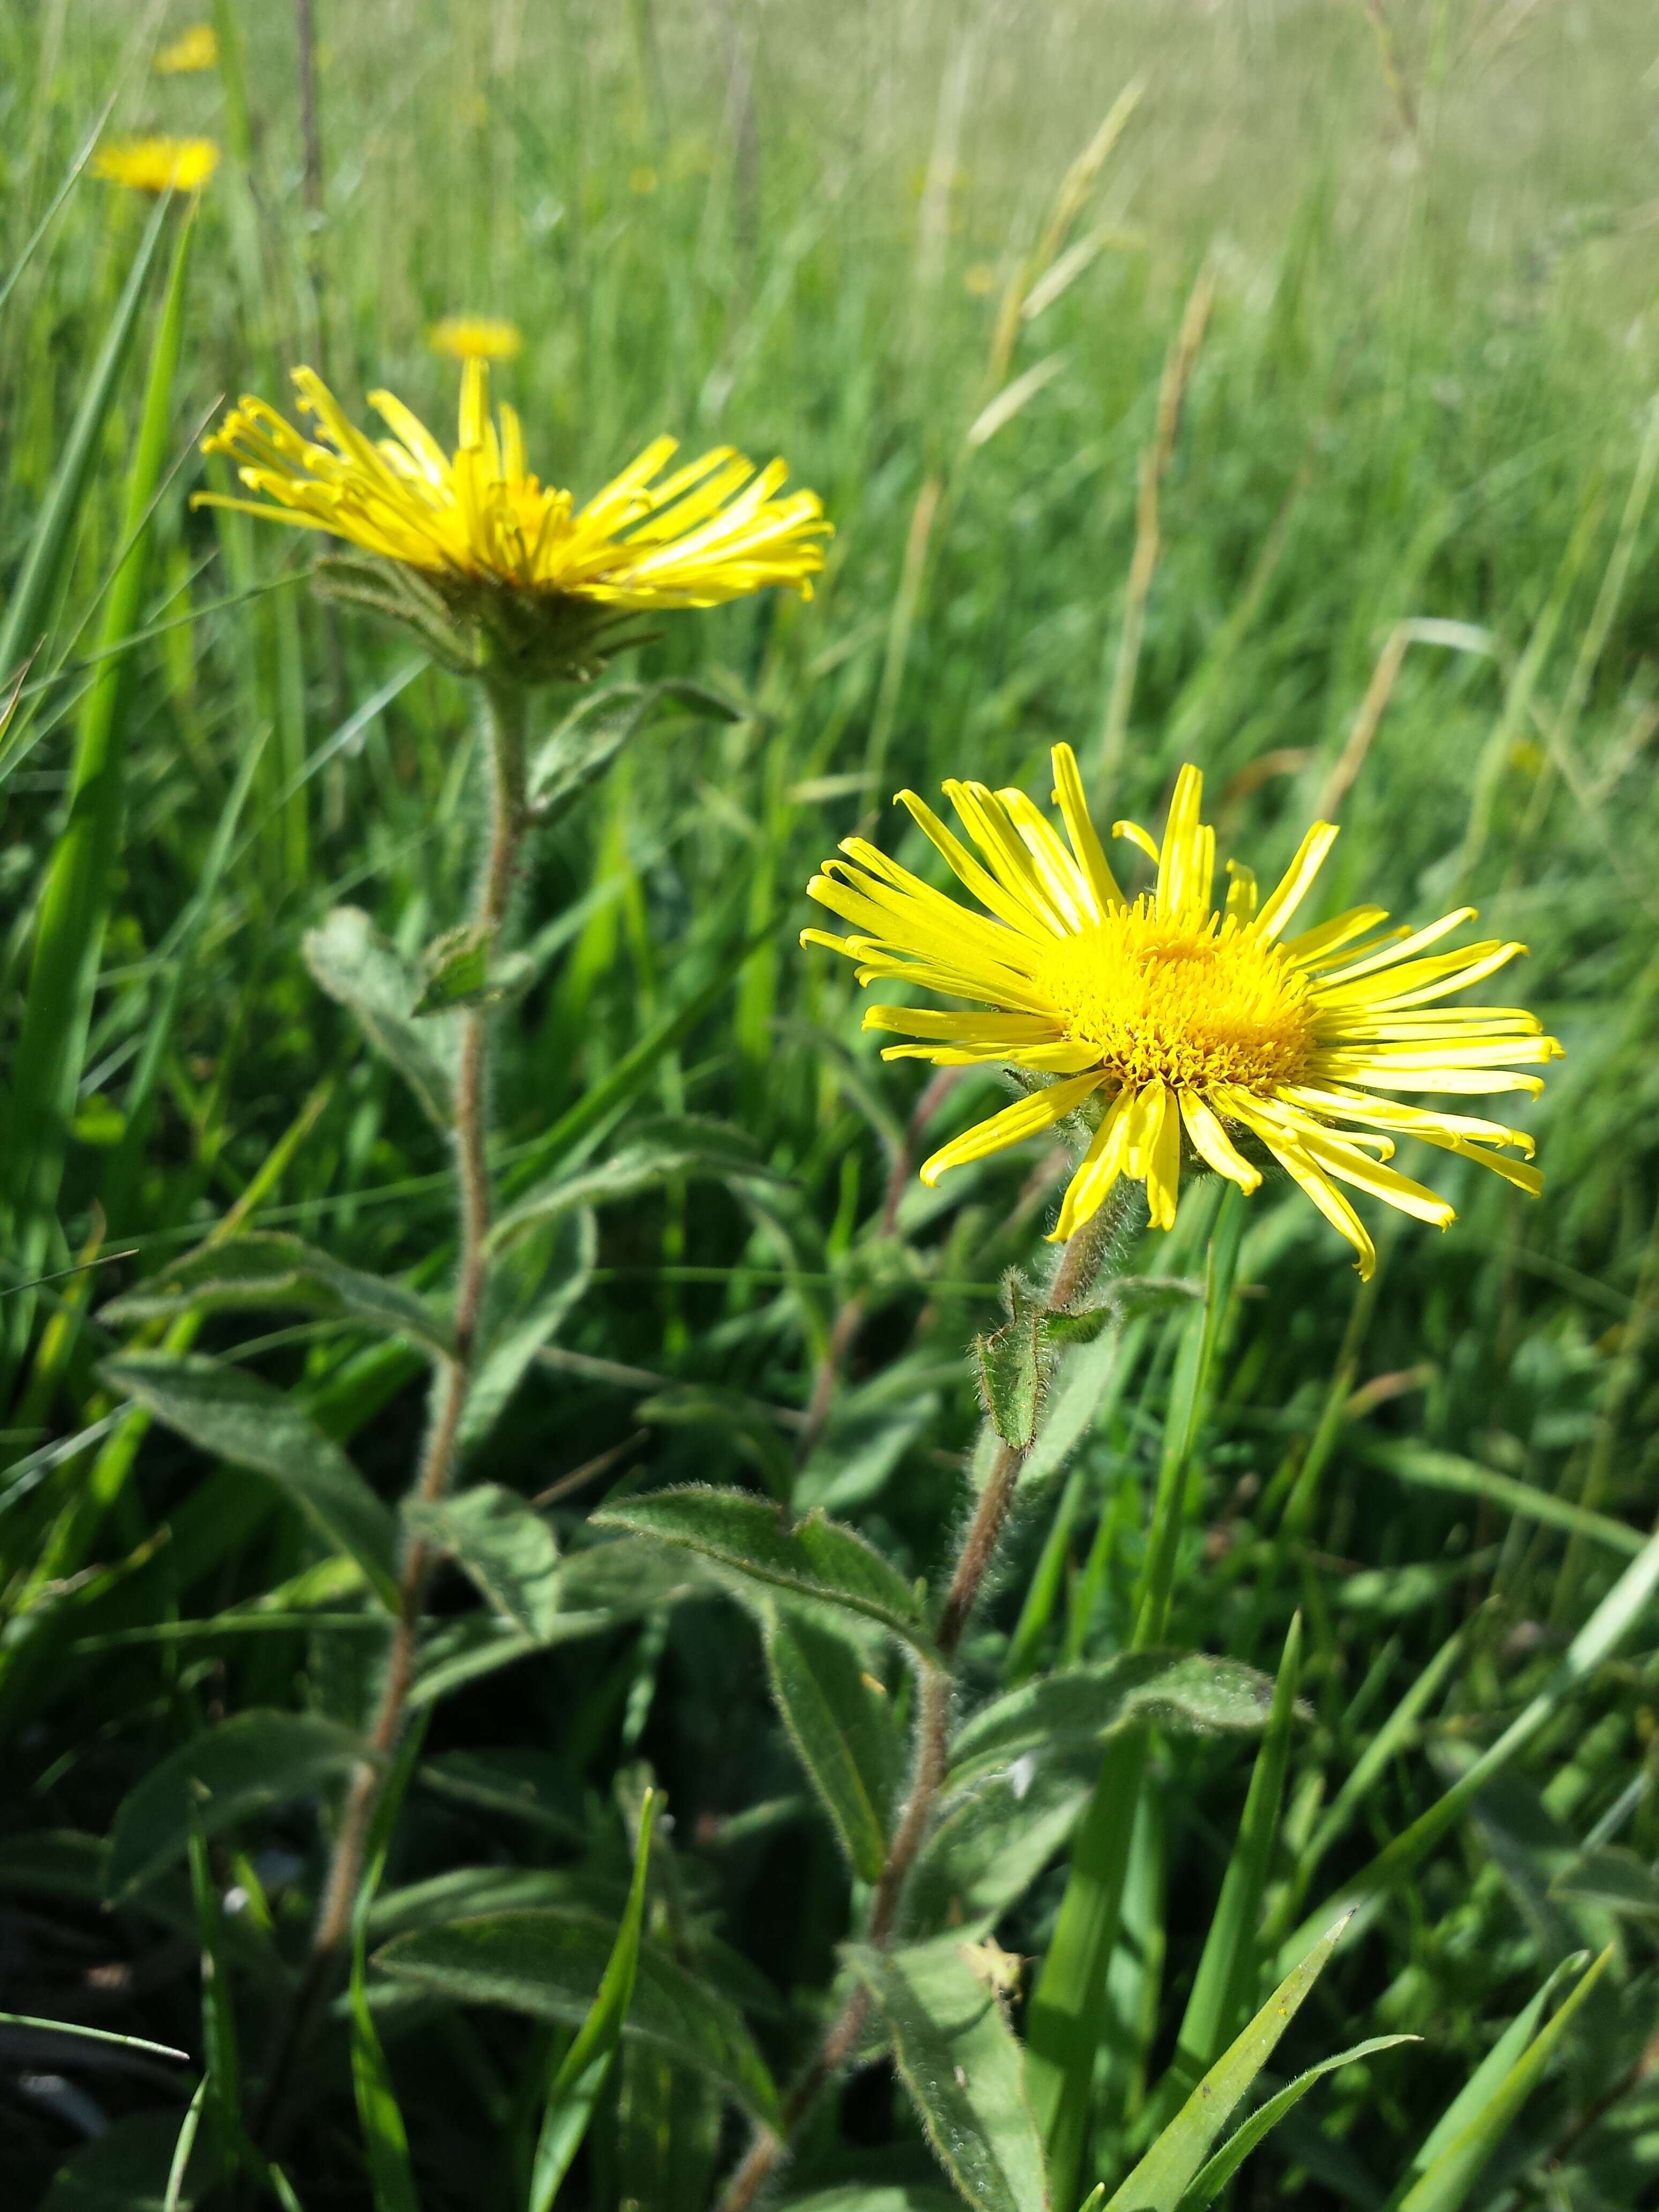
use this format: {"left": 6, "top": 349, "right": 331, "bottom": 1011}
{"left": 802, "top": 747, "right": 1562, "bottom": 1276}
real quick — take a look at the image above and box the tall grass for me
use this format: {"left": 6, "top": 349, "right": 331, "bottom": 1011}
{"left": 3, "top": 2, "right": 1658, "bottom": 2207}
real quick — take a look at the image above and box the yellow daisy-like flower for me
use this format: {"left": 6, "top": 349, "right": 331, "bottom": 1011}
{"left": 196, "top": 359, "right": 830, "bottom": 610}
{"left": 155, "top": 24, "right": 219, "bottom": 72}
{"left": 430, "top": 316, "right": 524, "bottom": 363}
{"left": 804, "top": 748, "right": 1562, "bottom": 1276}
{"left": 93, "top": 137, "right": 220, "bottom": 193}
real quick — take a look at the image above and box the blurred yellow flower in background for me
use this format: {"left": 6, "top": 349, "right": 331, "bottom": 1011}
{"left": 630, "top": 166, "right": 659, "bottom": 195}
{"left": 429, "top": 317, "right": 525, "bottom": 363}
{"left": 197, "top": 359, "right": 831, "bottom": 611}
{"left": 94, "top": 137, "right": 220, "bottom": 192}
{"left": 154, "top": 24, "right": 219, "bottom": 72}
{"left": 805, "top": 748, "right": 1561, "bottom": 1275}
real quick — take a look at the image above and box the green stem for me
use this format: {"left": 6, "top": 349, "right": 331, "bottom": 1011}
{"left": 311, "top": 676, "right": 528, "bottom": 1959}
{"left": 1025, "top": 1184, "right": 1243, "bottom": 2208}
{"left": 715, "top": 1185, "right": 1137, "bottom": 2212}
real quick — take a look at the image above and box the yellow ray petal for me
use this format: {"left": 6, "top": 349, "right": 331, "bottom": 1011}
{"left": 920, "top": 1072, "right": 1104, "bottom": 1186}
{"left": 1179, "top": 1089, "right": 1262, "bottom": 1192}
{"left": 1255, "top": 820, "right": 1339, "bottom": 940}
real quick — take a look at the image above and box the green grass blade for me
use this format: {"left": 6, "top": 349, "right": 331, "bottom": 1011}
{"left": 3, "top": 198, "right": 195, "bottom": 1370}
{"left": 528, "top": 1788, "right": 659, "bottom": 2212}
{"left": 0, "top": 2011, "right": 189, "bottom": 2063}
{"left": 102, "top": 723, "right": 272, "bottom": 1228}
{"left": 1175, "top": 2035, "right": 1417, "bottom": 2210}
{"left": 349, "top": 1720, "right": 430, "bottom": 2212}
{"left": 1101, "top": 1911, "right": 1351, "bottom": 2211}
{"left": 166, "top": 2078, "right": 210, "bottom": 2212}
{"left": 1279, "top": 1521, "right": 1659, "bottom": 1972}
{"left": 188, "top": 1820, "right": 245, "bottom": 2170}
{"left": 1027, "top": 1190, "right": 1243, "bottom": 2205}
{"left": 1152, "top": 1612, "right": 1304, "bottom": 2125}
{"left": 1383, "top": 1955, "right": 1585, "bottom": 2203}
{"left": 1389, "top": 1948, "right": 1613, "bottom": 2212}
{"left": 0, "top": 86, "right": 118, "bottom": 324}
{"left": 0, "top": 188, "right": 174, "bottom": 685}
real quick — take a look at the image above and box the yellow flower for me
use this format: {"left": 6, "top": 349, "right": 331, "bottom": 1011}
{"left": 630, "top": 165, "right": 659, "bottom": 196}
{"left": 196, "top": 360, "right": 831, "bottom": 611}
{"left": 430, "top": 316, "right": 524, "bottom": 363}
{"left": 804, "top": 749, "right": 1561, "bottom": 1276}
{"left": 155, "top": 24, "right": 219, "bottom": 72}
{"left": 93, "top": 137, "right": 220, "bottom": 193}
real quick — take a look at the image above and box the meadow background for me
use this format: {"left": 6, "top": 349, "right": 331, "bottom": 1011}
{"left": 4, "top": 0, "right": 1659, "bottom": 2206}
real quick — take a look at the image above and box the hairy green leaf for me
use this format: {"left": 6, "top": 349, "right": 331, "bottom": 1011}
{"left": 405, "top": 1482, "right": 561, "bottom": 1640}
{"left": 374, "top": 1907, "right": 779, "bottom": 2124}
{"left": 107, "top": 1711, "right": 370, "bottom": 1897}
{"left": 950, "top": 1651, "right": 1278, "bottom": 1787}
{"left": 763, "top": 1607, "right": 902, "bottom": 1882}
{"left": 101, "top": 1232, "right": 451, "bottom": 1358}
{"left": 594, "top": 1488, "right": 933, "bottom": 1652}
{"left": 850, "top": 1938, "right": 1050, "bottom": 2212}
{"left": 304, "top": 906, "right": 458, "bottom": 1128}
{"left": 99, "top": 1354, "right": 400, "bottom": 1607}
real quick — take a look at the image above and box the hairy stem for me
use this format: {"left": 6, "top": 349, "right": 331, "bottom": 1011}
{"left": 716, "top": 1185, "right": 1133, "bottom": 2212}
{"left": 311, "top": 677, "right": 528, "bottom": 1959}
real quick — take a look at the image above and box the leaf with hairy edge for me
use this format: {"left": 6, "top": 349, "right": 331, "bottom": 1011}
{"left": 1101, "top": 1914, "right": 1351, "bottom": 2210}
{"left": 528, "top": 1792, "right": 658, "bottom": 2212}
{"left": 763, "top": 1608, "right": 902, "bottom": 1883}
{"left": 950, "top": 1653, "right": 1279, "bottom": 1787}
{"left": 458, "top": 1209, "right": 594, "bottom": 1453}
{"left": 593, "top": 1488, "right": 933, "bottom": 1654}
{"left": 99, "top": 1354, "right": 400, "bottom": 1609}
{"left": 850, "top": 1939, "right": 1050, "bottom": 2212}
{"left": 527, "top": 678, "right": 745, "bottom": 816}
{"left": 1174, "top": 2036, "right": 1417, "bottom": 2209}
{"left": 373, "top": 1907, "right": 778, "bottom": 2124}
{"left": 780, "top": 2190, "right": 960, "bottom": 2210}
{"left": 910, "top": 1749, "right": 1101, "bottom": 1939}
{"left": 101, "top": 1232, "right": 452, "bottom": 1358}
{"left": 977, "top": 1285, "right": 1044, "bottom": 1450}
{"left": 405, "top": 1484, "right": 561, "bottom": 1640}
{"left": 491, "top": 1116, "right": 773, "bottom": 1249}
{"left": 107, "top": 1711, "right": 370, "bottom": 1897}
{"left": 304, "top": 906, "right": 458, "bottom": 1129}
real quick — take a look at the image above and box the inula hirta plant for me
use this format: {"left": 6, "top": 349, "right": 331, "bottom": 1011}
{"left": 429, "top": 314, "right": 525, "bottom": 362}
{"left": 93, "top": 136, "right": 220, "bottom": 192}
{"left": 806, "top": 746, "right": 1560, "bottom": 1272}
{"left": 197, "top": 360, "right": 829, "bottom": 680}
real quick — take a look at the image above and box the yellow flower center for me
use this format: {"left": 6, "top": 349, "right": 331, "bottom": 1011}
{"left": 1036, "top": 903, "right": 1314, "bottom": 1094}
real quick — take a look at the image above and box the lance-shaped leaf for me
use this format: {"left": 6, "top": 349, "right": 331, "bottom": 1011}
{"left": 101, "top": 1231, "right": 452, "bottom": 1358}
{"left": 374, "top": 1907, "right": 778, "bottom": 2125}
{"left": 304, "top": 905, "right": 458, "bottom": 1129}
{"left": 108, "top": 1711, "right": 370, "bottom": 1897}
{"left": 763, "top": 1608, "right": 902, "bottom": 1884}
{"left": 950, "top": 1651, "right": 1278, "bottom": 1787}
{"left": 491, "top": 1116, "right": 773, "bottom": 1249}
{"left": 405, "top": 1483, "right": 561, "bottom": 1640}
{"left": 527, "top": 677, "right": 745, "bottom": 815}
{"left": 850, "top": 1938, "right": 1050, "bottom": 2212}
{"left": 100, "top": 1353, "right": 400, "bottom": 1608}
{"left": 594, "top": 1488, "right": 933, "bottom": 1654}
{"left": 1101, "top": 1914, "right": 1351, "bottom": 2209}
{"left": 977, "top": 1284, "right": 1045, "bottom": 1450}
{"left": 458, "top": 1207, "right": 595, "bottom": 1452}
